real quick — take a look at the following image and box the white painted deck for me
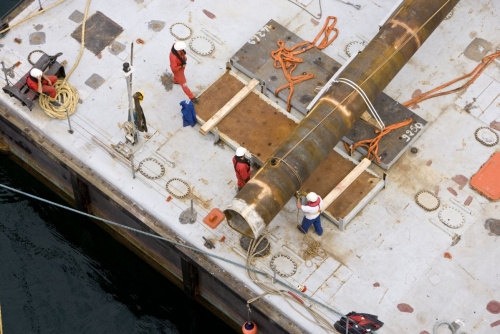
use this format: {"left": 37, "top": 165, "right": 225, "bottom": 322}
{"left": 1, "top": 0, "right": 499, "bottom": 333}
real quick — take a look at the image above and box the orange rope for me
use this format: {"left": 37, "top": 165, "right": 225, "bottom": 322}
{"left": 350, "top": 118, "right": 413, "bottom": 163}
{"left": 271, "top": 16, "right": 339, "bottom": 112}
{"left": 403, "top": 49, "right": 500, "bottom": 108}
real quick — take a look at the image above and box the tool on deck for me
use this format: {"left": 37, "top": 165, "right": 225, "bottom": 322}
{"left": 294, "top": 190, "right": 308, "bottom": 199}
{"left": 1, "top": 61, "right": 16, "bottom": 85}
{"left": 429, "top": 218, "right": 462, "bottom": 246}
{"left": 202, "top": 237, "right": 215, "bottom": 249}
{"left": 333, "top": 0, "right": 361, "bottom": 10}
{"left": 201, "top": 28, "right": 223, "bottom": 45}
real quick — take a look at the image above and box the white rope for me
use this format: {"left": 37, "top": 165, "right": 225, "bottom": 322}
{"left": 335, "top": 77, "right": 385, "bottom": 130}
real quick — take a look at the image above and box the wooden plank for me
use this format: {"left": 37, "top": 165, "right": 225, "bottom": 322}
{"left": 199, "top": 78, "right": 259, "bottom": 135}
{"left": 321, "top": 158, "right": 372, "bottom": 209}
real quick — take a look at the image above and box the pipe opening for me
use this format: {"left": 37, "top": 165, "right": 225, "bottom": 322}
{"left": 224, "top": 209, "right": 255, "bottom": 238}
{"left": 270, "top": 158, "right": 278, "bottom": 166}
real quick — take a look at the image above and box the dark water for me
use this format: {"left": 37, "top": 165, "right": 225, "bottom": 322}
{"left": 0, "top": 0, "right": 22, "bottom": 20}
{"left": 0, "top": 154, "right": 234, "bottom": 334}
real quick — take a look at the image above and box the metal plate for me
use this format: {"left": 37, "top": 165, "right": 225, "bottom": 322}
{"left": 189, "top": 36, "right": 215, "bottom": 56}
{"left": 138, "top": 157, "right": 165, "bottom": 180}
{"left": 169, "top": 22, "right": 192, "bottom": 40}
{"left": 438, "top": 206, "right": 465, "bottom": 229}
{"left": 475, "top": 127, "right": 499, "bottom": 146}
{"left": 345, "top": 41, "right": 365, "bottom": 57}
{"left": 179, "top": 208, "right": 197, "bottom": 224}
{"left": 166, "top": 178, "right": 191, "bottom": 198}
{"left": 231, "top": 19, "right": 340, "bottom": 114}
{"left": 415, "top": 190, "right": 440, "bottom": 211}
{"left": 342, "top": 93, "right": 428, "bottom": 170}
{"left": 270, "top": 253, "right": 297, "bottom": 277}
{"left": 71, "top": 11, "right": 124, "bottom": 55}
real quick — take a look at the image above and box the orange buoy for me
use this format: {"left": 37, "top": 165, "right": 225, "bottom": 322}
{"left": 242, "top": 321, "right": 258, "bottom": 334}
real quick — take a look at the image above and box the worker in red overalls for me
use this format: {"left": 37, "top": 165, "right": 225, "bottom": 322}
{"left": 169, "top": 41, "right": 198, "bottom": 103}
{"left": 26, "top": 68, "right": 58, "bottom": 103}
{"left": 232, "top": 147, "right": 252, "bottom": 191}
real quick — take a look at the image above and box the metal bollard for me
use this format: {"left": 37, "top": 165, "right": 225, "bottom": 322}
{"left": 65, "top": 108, "right": 74, "bottom": 134}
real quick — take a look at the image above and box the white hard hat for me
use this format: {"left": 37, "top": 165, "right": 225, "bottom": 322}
{"left": 30, "top": 68, "right": 43, "bottom": 78}
{"left": 235, "top": 147, "right": 247, "bottom": 157}
{"left": 174, "top": 41, "right": 186, "bottom": 51}
{"left": 306, "top": 192, "right": 318, "bottom": 202}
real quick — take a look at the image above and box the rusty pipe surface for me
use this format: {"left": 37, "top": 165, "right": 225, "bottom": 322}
{"left": 225, "top": 0, "right": 460, "bottom": 238}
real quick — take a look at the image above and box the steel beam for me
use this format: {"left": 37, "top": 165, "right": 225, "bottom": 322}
{"left": 224, "top": 0, "right": 460, "bottom": 238}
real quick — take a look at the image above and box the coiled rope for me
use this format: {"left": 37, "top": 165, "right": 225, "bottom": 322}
{"left": 38, "top": 0, "right": 92, "bottom": 119}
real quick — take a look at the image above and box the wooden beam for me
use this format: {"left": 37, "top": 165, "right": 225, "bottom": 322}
{"left": 322, "top": 158, "right": 372, "bottom": 209}
{"left": 200, "top": 78, "right": 259, "bottom": 135}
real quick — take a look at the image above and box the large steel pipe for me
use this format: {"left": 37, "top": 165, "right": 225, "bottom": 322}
{"left": 225, "top": 0, "right": 460, "bottom": 238}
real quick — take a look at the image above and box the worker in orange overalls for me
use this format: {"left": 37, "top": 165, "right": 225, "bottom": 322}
{"left": 232, "top": 147, "right": 252, "bottom": 191}
{"left": 169, "top": 41, "right": 198, "bottom": 103}
{"left": 26, "top": 68, "right": 58, "bottom": 103}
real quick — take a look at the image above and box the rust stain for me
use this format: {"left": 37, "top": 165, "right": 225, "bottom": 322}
{"left": 160, "top": 71, "right": 174, "bottom": 92}
{"left": 166, "top": 196, "right": 172, "bottom": 202}
{"left": 373, "top": 282, "right": 380, "bottom": 287}
{"left": 434, "top": 185, "right": 440, "bottom": 195}
{"left": 491, "top": 320, "right": 500, "bottom": 327}
{"left": 464, "top": 196, "right": 473, "bottom": 206}
{"left": 452, "top": 174, "right": 468, "bottom": 190}
{"left": 202, "top": 9, "right": 216, "bottom": 19}
{"left": 426, "top": 159, "right": 432, "bottom": 166}
{"left": 14, "top": 38, "right": 22, "bottom": 44}
{"left": 136, "top": 38, "right": 145, "bottom": 44}
{"left": 219, "top": 236, "right": 226, "bottom": 242}
{"left": 397, "top": 303, "right": 414, "bottom": 313}
{"left": 412, "top": 89, "right": 423, "bottom": 98}
{"left": 200, "top": 178, "right": 209, "bottom": 185}
{"left": 447, "top": 187, "right": 457, "bottom": 196}
{"left": 490, "top": 120, "right": 500, "bottom": 131}
{"left": 444, "top": 252, "right": 452, "bottom": 259}
{"left": 310, "top": 18, "right": 319, "bottom": 26}
{"left": 487, "top": 300, "right": 500, "bottom": 314}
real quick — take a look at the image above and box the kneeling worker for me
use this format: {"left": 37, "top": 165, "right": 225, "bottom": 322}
{"left": 296, "top": 192, "right": 323, "bottom": 236}
{"left": 26, "top": 68, "right": 58, "bottom": 103}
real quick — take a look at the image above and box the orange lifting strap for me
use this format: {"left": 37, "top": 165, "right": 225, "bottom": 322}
{"left": 349, "top": 118, "right": 413, "bottom": 164}
{"left": 271, "top": 16, "right": 339, "bottom": 112}
{"left": 403, "top": 49, "right": 500, "bottom": 108}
